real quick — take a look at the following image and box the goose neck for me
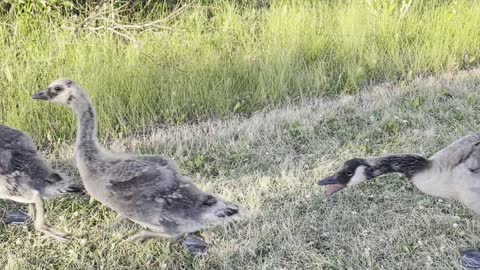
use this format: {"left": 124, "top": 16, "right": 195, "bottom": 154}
{"left": 367, "top": 154, "right": 429, "bottom": 178}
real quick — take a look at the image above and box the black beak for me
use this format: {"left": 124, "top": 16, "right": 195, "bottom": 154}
{"left": 318, "top": 175, "right": 347, "bottom": 196}
{"left": 32, "top": 90, "right": 48, "bottom": 100}
{"left": 318, "top": 176, "right": 338, "bottom": 186}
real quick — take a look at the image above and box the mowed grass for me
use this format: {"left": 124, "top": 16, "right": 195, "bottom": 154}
{"left": 1, "top": 0, "right": 480, "bottom": 143}
{"left": 1, "top": 69, "right": 480, "bottom": 269}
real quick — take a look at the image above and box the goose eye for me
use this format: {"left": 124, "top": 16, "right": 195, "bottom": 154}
{"left": 54, "top": 86, "right": 62, "bottom": 92}
{"left": 346, "top": 171, "right": 353, "bottom": 176}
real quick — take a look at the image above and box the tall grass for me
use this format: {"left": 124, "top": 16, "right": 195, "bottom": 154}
{"left": 1, "top": 0, "right": 480, "bottom": 143}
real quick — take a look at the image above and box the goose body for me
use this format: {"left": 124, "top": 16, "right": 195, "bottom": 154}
{"left": 414, "top": 134, "right": 480, "bottom": 212}
{"left": 0, "top": 124, "right": 82, "bottom": 241}
{"left": 33, "top": 79, "right": 241, "bottom": 241}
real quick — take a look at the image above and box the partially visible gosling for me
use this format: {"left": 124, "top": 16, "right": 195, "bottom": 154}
{"left": 0, "top": 124, "right": 83, "bottom": 241}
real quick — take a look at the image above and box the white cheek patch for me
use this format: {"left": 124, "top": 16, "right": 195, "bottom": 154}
{"left": 347, "top": 165, "right": 367, "bottom": 187}
{"left": 52, "top": 90, "right": 72, "bottom": 104}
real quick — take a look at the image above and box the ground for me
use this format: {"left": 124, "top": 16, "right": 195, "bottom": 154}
{"left": 2, "top": 70, "right": 480, "bottom": 269}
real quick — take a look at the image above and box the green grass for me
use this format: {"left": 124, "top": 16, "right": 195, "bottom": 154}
{"left": 2, "top": 2, "right": 480, "bottom": 267}
{"left": 1, "top": 0, "right": 480, "bottom": 143}
{"left": 2, "top": 69, "right": 480, "bottom": 269}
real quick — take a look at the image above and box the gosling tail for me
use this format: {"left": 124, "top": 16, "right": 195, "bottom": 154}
{"left": 43, "top": 172, "right": 85, "bottom": 197}
{"left": 201, "top": 195, "right": 241, "bottom": 224}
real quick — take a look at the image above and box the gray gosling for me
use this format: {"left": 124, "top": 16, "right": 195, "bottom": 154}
{"left": 33, "top": 79, "right": 242, "bottom": 242}
{"left": 0, "top": 125, "right": 82, "bottom": 242}
{"left": 318, "top": 134, "right": 480, "bottom": 268}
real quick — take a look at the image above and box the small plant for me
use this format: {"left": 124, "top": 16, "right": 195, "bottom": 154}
{"left": 411, "top": 96, "right": 425, "bottom": 111}
{"left": 383, "top": 119, "right": 400, "bottom": 135}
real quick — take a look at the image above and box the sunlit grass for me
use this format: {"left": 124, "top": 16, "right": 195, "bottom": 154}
{"left": 1, "top": 0, "right": 480, "bottom": 144}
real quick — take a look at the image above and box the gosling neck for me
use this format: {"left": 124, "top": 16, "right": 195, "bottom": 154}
{"left": 366, "top": 154, "right": 430, "bottom": 179}
{"left": 71, "top": 94, "right": 99, "bottom": 155}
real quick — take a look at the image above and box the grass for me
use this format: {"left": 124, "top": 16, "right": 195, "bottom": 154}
{"left": 2, "top": 0, "right": 480, "bottom": 268}
{"left": 1, "top": 69, "right": 480, "bottom": 269}
{"left": 1, "top": 0, "right": 480, "bottom": 143}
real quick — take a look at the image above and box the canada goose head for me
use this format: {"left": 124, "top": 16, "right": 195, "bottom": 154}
{"left": 318, "top": 158, "right": 370, "bottom": 196}
{"left": 32, "top": 79, "right": 82, "bottom": 106}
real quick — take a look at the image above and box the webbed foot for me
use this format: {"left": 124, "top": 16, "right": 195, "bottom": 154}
{"left": 4, "top": 209, "right": 31, "bottom": 225}
{"left": 182, "top": 233, "right": 208, "bottom": 256}
{"left": 460, "top": 250, "right": 480, "bottom": 270}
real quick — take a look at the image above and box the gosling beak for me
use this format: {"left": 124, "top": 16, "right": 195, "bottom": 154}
{"left": 318, "top": 176, "right": 346, "bottom": 196}
{"left": 32, "top": 90, "right": 48, "bottom": 100}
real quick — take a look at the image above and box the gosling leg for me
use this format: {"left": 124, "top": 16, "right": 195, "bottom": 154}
{"left": 32, "top": 193, "right": 69, "bottom": 242}
{"left": 29, "top": 203, "right": 35, "bottom": 221}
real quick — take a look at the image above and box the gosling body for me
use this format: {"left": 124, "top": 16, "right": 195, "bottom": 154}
{"left": 0, "top": 124, "right": 82, "bottom": 241}
{"left": 33, "top": 79, "right": 241, "bottom": 241}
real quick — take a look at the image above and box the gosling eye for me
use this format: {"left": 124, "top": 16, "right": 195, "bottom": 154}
{"left": 54, "top": 86, "right": 63, "bottom": 92}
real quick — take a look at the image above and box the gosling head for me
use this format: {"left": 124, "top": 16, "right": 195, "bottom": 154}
{"left": 318, "top": 158, "right": 371, "bottom": 196}
{"left": 32, "top": 79, "right": 82, "bottom": 106}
